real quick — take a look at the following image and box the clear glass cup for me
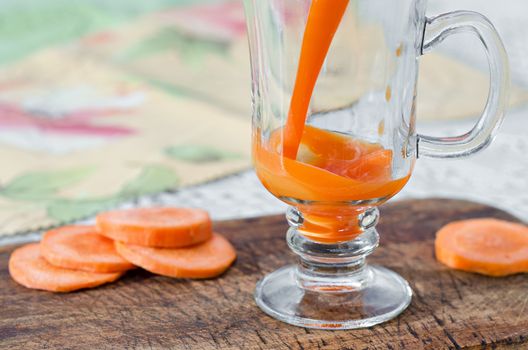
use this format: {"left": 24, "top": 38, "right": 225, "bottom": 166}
{"left": 243, "top": 0, "right": 509, "bottom": 329}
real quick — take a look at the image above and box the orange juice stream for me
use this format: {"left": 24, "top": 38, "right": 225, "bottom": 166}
{"left": 283, "top": 0, "right": 349, "bottom": 159}
{"left": 255, "top": 0, "right": 410, "bottom": 243}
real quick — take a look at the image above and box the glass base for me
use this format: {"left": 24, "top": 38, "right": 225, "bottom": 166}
{"left": 255, "top": 264, "right": 412, "bottom": 330}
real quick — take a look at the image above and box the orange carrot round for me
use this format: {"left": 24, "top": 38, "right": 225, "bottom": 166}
{"left": 9, "top": 243, "right": 123, "bottom": 292}
{"left": 41, "top": 225, "right": 135, "bottom": 273}
{"left": 115, "top": 233, "right": 236, "bottom": 279}
{"left": 97, "top": 207, "right": 212, "bottom": 248}
{"left": 435, "top": 218, "right": 528, "bottom": 276}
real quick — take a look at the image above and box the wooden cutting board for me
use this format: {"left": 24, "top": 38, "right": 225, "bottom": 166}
{"left": 1, "top": 199, "right": 527, "bottom": 350}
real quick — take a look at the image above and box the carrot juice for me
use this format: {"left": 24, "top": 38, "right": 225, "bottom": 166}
{"left": 254, "top": 126, "right": 411, "bottom": 243}
{"left": 282, "top": 0, "right": 350, "bottom": 159}
{"left": 253, "top": 0, "right": 411, "bottom": 243}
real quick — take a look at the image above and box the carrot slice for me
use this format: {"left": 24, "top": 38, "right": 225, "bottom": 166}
{"left": 115, "top": 233, "right": 236, "bottom": 279}
{"left": 9, "top": 243, "right": 122, "bottom": 292}
{"left": 97, "top": 207, "right": 212, "bottom": 248}
{"left": 41, "top": 225, "right": 135, "bottom": 273}
{"left": 435, "top": 218, "right": 528, "bottom": 276}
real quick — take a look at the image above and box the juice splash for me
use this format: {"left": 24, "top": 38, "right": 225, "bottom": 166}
{"left": 254, "top": 126, "right": 411, "bottom": 242}
{"left": 282, "top": 0, "right": 350, "bottom": 159}
{"left": 255, "top": 126, "right": 408, "bottom": 203}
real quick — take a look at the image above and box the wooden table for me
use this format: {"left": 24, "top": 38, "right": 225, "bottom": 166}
{"left": 1, "top": 199, "right": 527, "bottom": 349}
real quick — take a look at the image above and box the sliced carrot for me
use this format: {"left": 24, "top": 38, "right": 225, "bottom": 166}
{"left": 115, "top": 233, "right": 236, "bottom": 279}
{"left": 97, "top": 207, "right": 212, "bottom": 248}
{"left": 41, "top": 225, "right": 135, "bottom": 273}
{"left": 9, "top": 243, "right": 122, "bottom": 292}
{"left": 435, "top": 218, "right": 528, "bottom": 277}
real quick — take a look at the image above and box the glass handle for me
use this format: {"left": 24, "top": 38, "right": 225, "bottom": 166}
{"left": 418, "top": 11, "right": 510, "bottom": 159}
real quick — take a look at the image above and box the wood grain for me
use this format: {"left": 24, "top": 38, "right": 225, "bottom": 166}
{"left": 1, "top": 199, "right": 527, "bottom": 350}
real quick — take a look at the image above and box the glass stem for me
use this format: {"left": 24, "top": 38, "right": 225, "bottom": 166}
{"left": 286, "top": 207, "right": 380, "bottom": 293}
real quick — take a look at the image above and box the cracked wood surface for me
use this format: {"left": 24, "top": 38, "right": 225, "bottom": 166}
{"left": 1, "top": 199, "right": 527, "bottom": 349}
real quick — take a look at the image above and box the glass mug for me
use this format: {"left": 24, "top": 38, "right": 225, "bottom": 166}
{"left": 243, "top": 0, "right": 509, "bottom": 329}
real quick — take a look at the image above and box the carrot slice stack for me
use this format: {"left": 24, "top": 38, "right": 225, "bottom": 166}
{"left": 435, "top": 218, "right": 528, "bottom": 276}
{"left": 115, "top": 233, "right": 236, "bottom": 279}
{"left": 41, "top": 225, "right": 135, "bottom": 273}
{"left": 9, "top": 243, "right": 123, "bottom": 292}
{"left": 97, "top": 207, "right": 212, "bottom": 248}
{"left": 9, "top": 206, "right": 237, "bottom": 292}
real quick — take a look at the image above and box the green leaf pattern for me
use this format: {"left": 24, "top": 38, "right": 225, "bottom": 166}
{"left": 1, "top": 164, "right": 179, "bottom": 223}
{"left": 0, "top": 0, "right": 213, "bottom": 65}
{"left": 165, "top": 145, "right": 242, "bottom": 163}
{"left": 119, "top": 165, "right": 180, "bottom": 197}
{"left": 47, "top": 198, "right": 121, "bottom": 222}
{"left": 1, "top": 167, "right": 95, "bottom": 201}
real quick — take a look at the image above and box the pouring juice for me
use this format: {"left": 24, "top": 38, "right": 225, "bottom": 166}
{"left": 253, "top": 0, "right": 410, "bottom": 242}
